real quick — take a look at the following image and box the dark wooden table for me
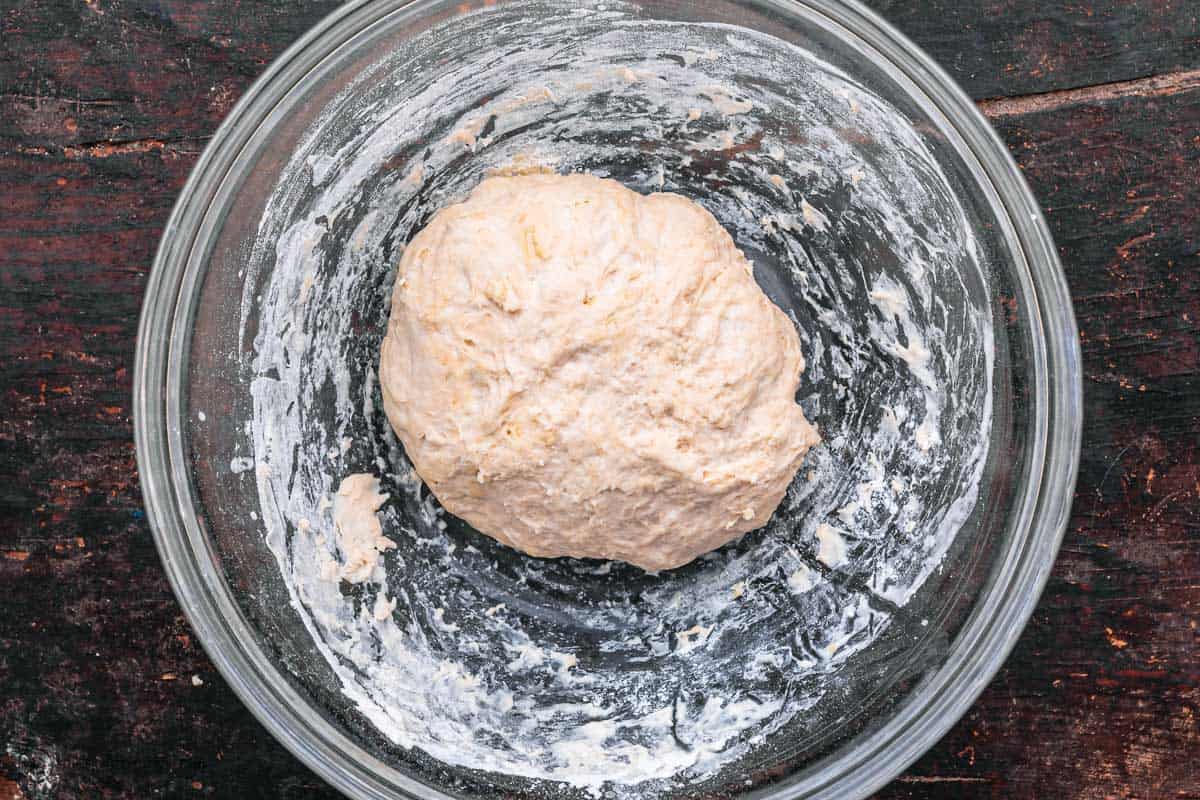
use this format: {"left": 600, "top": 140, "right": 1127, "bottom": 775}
{"left": 2, "top": 1, "right": 1197, "bottom": 797}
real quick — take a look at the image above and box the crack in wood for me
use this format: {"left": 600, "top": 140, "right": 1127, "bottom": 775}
{"left": 60, "top": 137, "right": 210, "bottom": 159}
{"left": 977, "top": 68, "right": 1200, "bottom": 117}
{"left": 1115, "top": 231, "right": 1158, "bottom": 260}
{"left": 0, "top": 92, "right": 123, "bottom": 108}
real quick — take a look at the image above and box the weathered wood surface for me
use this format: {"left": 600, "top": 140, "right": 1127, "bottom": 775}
{"left": 0, "top": 1, "right": 1197, "bottom": 798}
{"left": 872, "top": 0, "right": 1200, "bottom": 99}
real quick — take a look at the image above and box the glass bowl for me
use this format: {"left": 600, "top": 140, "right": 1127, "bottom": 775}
{"left": 133, "top": 0, "right": 1082, "bottom": 798}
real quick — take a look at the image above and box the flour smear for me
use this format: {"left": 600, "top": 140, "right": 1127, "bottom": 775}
{"left": 236, "top": 2, "right": 994, "bottom": 796}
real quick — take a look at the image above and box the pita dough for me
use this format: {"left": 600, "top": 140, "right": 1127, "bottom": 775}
{"left": 380, "top": 174, "right": 818, "bottom": 570}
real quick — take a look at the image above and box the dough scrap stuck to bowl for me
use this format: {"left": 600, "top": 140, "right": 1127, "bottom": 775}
{"left": 379, "top": 173, "right": 819, "bottom": 570}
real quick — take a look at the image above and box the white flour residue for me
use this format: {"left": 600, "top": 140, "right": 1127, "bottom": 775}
{"left": 815, "top": 523, "right": 848, "bottom": 568}
{"left": 700, "top": 85, "right": 755, "bottom": 116}
{"left": 236, "top": 1, "right": 994, "bottom": 796}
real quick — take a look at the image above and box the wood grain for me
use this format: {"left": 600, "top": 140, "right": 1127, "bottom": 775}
{"left": 1, "top": 1, "right": 1197, "bottom": 798}
{"left": 865, "top": 0, "right": 1200, "bottom": 99}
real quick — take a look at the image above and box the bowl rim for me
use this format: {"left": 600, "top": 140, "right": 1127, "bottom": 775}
{"left": 133, "top": 1, "right": 1083, "bottom": 798}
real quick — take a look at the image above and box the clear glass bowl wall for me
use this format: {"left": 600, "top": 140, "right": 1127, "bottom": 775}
{"left": 134, "top": 1, "right": 1081, "bottom": 799}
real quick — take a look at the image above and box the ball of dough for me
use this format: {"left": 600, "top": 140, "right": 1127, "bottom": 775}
{"left": 379, "top": 174, "right": 818, "bottom": 571}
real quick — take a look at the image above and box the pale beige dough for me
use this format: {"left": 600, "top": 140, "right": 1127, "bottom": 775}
{"left": 379, "top": 173, "right": 818, "bottom": 571}
{"left": 331, "top": 473, "right": 393, "bottom": 583}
